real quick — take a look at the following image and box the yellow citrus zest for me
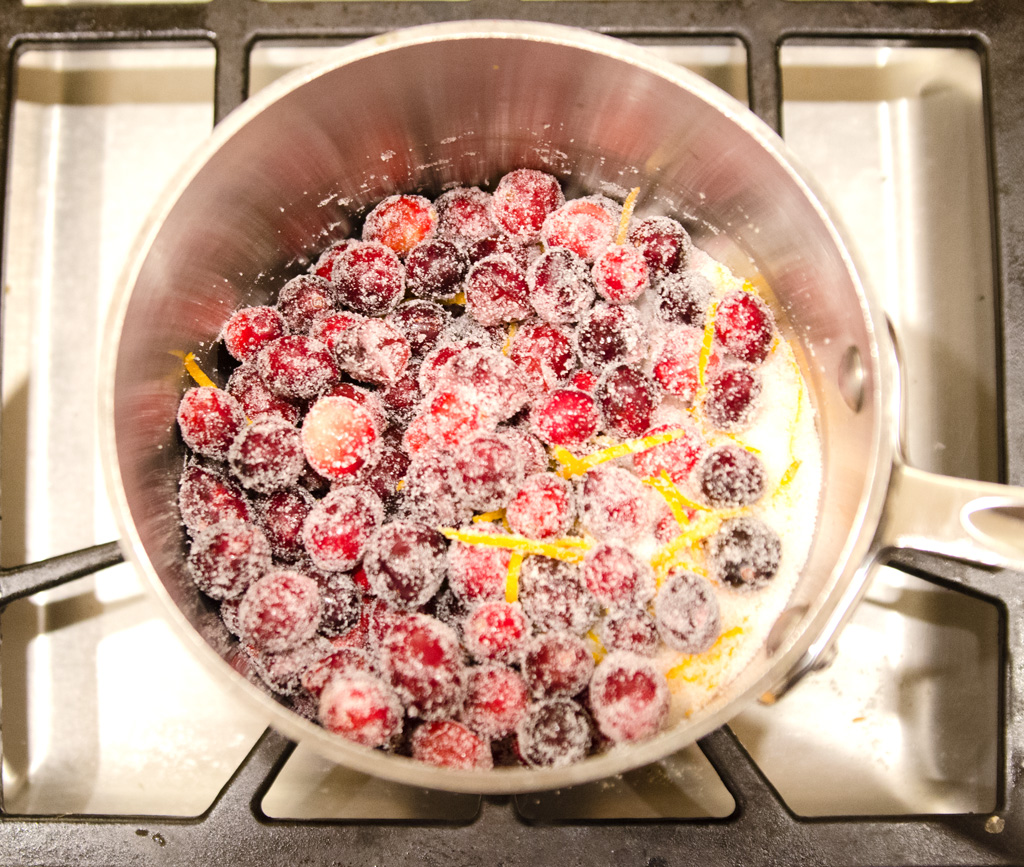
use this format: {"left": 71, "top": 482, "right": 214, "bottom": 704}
{"left": 502, "top": 322, "right": 518, "bottom": 357}
{"left": 642, "top": 471, "right": 705, "bottom": 527}
{"left": 472, "top": 509, "right": 506, "bottom": 524}
{"left": 172, "top": 350, "right": 217, "bottom": 389}
{"left": 395, "top": 478, "right": 406, "bottom": 492}
{"left": 587, "top": 629, "right": 608, "bottom": 664}
{"left": 553, "top": 427, "right": 696, "bottom": 479}
{"left": 650, "top": 507, "right": 744, "bottom": 573}
{"left": 505, "top": 552, "right": 524, "bottom": 603}
{"left": 615, "top": 187, "right": 641, "bottom": 246}
{"left": 696, "top": 301, "right": 718, "bottom": 395}
{"left": 666, "top": 625, "right": 745, "bottom": 683}
{"left": 437, "top": 527, "right": 592, "bottom": 562}
{"left": 444, "top": 291, "right": 467, "bottom": 306}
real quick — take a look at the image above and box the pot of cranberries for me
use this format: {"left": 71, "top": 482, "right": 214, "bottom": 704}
{"left": 101, "top": 20, "right": 1024, "bottom": 793}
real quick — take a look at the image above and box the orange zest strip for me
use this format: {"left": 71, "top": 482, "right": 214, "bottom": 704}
{"left": 615, "top": 186, "right": 641, "bottom": 246}
{"left": 444, "top": 291, "right": 467, "bottom": 306}
{"left": 666, "top": 625, "right": 745, "bottom": 682}
{"left": 586, "top": 629, "right": 608, "bottom": 664}
{"left": 472, "top": 509, "right": 506, "bottom": 524}
{"left": 502, "top": 322, "right": 518, "bottom": 356}
{"left": 650, "top": 507, "right": 744, "bottom": 572}
{"left": 171, "top": 350, "right": 217, "bottom": 389}
{"left": 505, "top": 552, "right": 524, "bottom": 603}
{"left": 696, "top": 301, "right": 718, "bottom": 395}
{"left": 553, "top": 427, "right": 695, "bottom": 479}
{"left": 437, "top": 527, "right": 592, "bottom": 562}
{"left": 395, "top": 479, "right": 406, "bottom": 492}
{"left": 642, "top": 471, "right": 705, "bottom": 527}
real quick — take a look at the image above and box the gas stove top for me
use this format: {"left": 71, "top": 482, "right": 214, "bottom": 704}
{"left": 1, "top": 3, "right": 1022, "bottom": 865}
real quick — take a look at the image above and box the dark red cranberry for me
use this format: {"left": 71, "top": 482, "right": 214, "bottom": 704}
{"left": 300, "top": 646, "right": 376, "bottom": 697}
{"left": 527, "top": 247, "right": 596, "bottom": 324}
{"left": 410, "top": 720, "right": 493, "bottom": 770}
{"left": 245, "top": 640, "right": 322, "bottom": 697}
{"left": 222, "top": 305, "right": 286, "bottom": 362}
{"left": 178, "top": 464, "right": 252, "bottom": 533}
{"left": 378, "top": 613, "right": 466, "bottom": 720}
{"left": 331, "top": 241, "right": 406, "bottom": 316}
{"left": 703, "top": 364, "right": 762, "bottom": 430}
{"left": 257, "top": 335, "right": 337, "bottom": 401}
{"left": 404, "top": 237, "right": 468, "bottom": 302}
{"left": 463, "top": 600, "right": 530, "bottom": 664}
{"left": 589, "top": 651, "right": 670, "bottom": 743}
{"left": 498, "top": 428, "right": 549, "bottom": 476}
{"left": 255, "top": 487, "right": 314, "bottom": 562}
{"left": 399, "top": 448, "right": 471, "bottom": 527}
{"left": 505, "top": 473, "right": 576, "bottom": 540}
{"left": 386, "top": 300, "right": 451, "bottom": 357}
{"left": 333, "top": 317, "right": 410, "bottom": 387}
{"left": 459, "top": 664, "right": 530, "bottom": 740}
{"left": 301, "top": 395, "right": 379, "bottom": 481}
{"left": 446, "top": 524, "right": 512, "bottom": 604}
{"left": 714, "top": 290, "right": 776, "bottom": 364}
{"left": 519, "top": 557, "right": 600, "bottom": 635}
{"left": 302, "top": 485, "right": 384, "bottom": 572}
{"left": 237, "top": 569, "right": 321, "bottom": 653}
{"left": 454, "top": 432, "right": 523, "bottom": 512}
{"left": 599, "top": 610, "right": 660, "bottom": 656}
{"left": 311, "top": 239, "right": 357, "bottom": 280}
{"left": 355, "top": 442, "right": 410, "bottom": 511}
{"left": 592, "top": 244, "right": 649, "bottom": 304}
{"left": 541, "top": 196, "right": 617, "bottom": 262}
{"left": 579, "top": 466, "right": 650, "bottom": 541}
{"left": 521, "top": 631, "right": 595, "bottom": 698}
{"left": 277, "top": 274, "right": 337, "bottom": 332}
{"left": 632, "top": 422, "right": 707, "bottom": 484}
{"left": 228, "top": 418, "right": 305, "bottom": 494}
{"left": 464, "top": 254, "right": 532, "bottom": 326}
{"left": 574, "top": 302, "right": 645, "bottom": 370}
{"left": 187, "top": 519, "right": 272, "bottom": 600}
{"left": 628, "top": 216, "right": 693, "bottom": 277}
{"left": 529, "top": 387, "right": 601, "bottom": 447}
{"left": 434, "top": 187, "right": 498, "bottom": 242}
{"left": 582, "top": 542, "right": 655, "bottom": 610}
{"left": 177, "top": 386, "right": 246, "bottom": 461}
{"left": 706, "top": 516, "right": 782, "bottom": 591}
{"left": 655, "top": 270, "right": 714, "bottom": 327}
{"left": 597, "top": 364, "right": 660, "bottom": 438}
{"left": 380, "top": 369, "right": 422, "bottom": 428}
{"left": 655, "top": 570, "right": 721, "bottom": 653}
{"left": 361, "top": 194, "right": 437, "bottom": 256}
{"left": 695, "top": 443, "right": 767, "bottom": 508}
{"left": 465, "top": 234, "right": 532, "bottom": 269}
{"left": 318, "top": 673, "right": 403, "bottom": 747}
{"left": 312, "top": 570, "right": 362, "bottom": 638}
{"left": 363, "top": 520, "right": 447, "bottom": 610}
{"left": 516, "top": 698, "right": 592, "bottom": 768}
{"left": 508, "top": 320, "right": 576, "bottom": 396}
{"left": 491, "top": 169, "right": 564, "bottom": 242}
{"left": 227, "top": 363, "right": 303, "bottom": 425}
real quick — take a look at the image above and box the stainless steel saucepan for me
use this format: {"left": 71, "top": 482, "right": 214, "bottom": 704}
{"left": 100, "top": 20, "right": 1024, "bottom": 794}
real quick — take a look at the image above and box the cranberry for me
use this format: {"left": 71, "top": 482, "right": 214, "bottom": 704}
{"left": 599, "top": 610, "right": 660, "bottom": 656}
{"left": 176, "top": 386, "right": 246, "bottom": 461}
{"left": 596, "top": 364, "right": 660, "bottom": 438}
{"left": 465, "top": 234, "right": 532, "bottom": 269}
{"left": 568, "top": 369, "right": 598, "bottom": 392}
{"left": 498, "top": 428, "right": 549, "bottom": 476}
{"left": 651, "top": 325, "right": 704, "bottom": 401}
{"left": 363, "top": 520, "right": 447, "bottom": 610}
{"left": 277, "top": 274, "right": 337, "bottom": 332}
{"left": 505, "top": 473, "right": 576, "bottom": 540}
{"left": 404, "top": 237, "right": 468, "bottom": 302}
{"left": 333, "top": 317, "right": 410, "bottom": 387}
{"left": 361, "top": 194, "right": 437, "bottom": 256}
{"left": 581, "top": 542, "right": 655, "bottom": 610}
{"left": 332, "top": 241, "right": 406, "bottom": 316}
{"left": 302, "top": 485, "right": 383, "bottom": 572}
{"left": 245, "top": 640, "right": 322, "bottom": 697}
{"left": 187, "top": 519, "right": 272, "bottom": 600}
{"left": 714, "top": 290, "right": 776, "bottom": 364}
{"left": 429, "top": 347, "right": 529, "bottom": 424}
{"left": 593, "top": 244, "right": 649, "bottom": 304}
{"left": 628, "top": 216, "right": 693, "bottom": 277}
{"left": 311, "top": 239, "right": 357, "bottom": 280}
{"left": 519, "top": 557, "right": 600, "bottom": 635}
{"left": 491, "top": 168, "right": 564, "bottom": 242}
{"left": 589, "top": 652, "right": 670, "bottom": 743}
{"left": 410, "top": 720, "right": 493, "bottom": 770}
{"left": 541, "top": 196, "right": 618, "bottom": 262}
{"left": 312, "top": 570, "right": 362, "bottom": 637}
{"left": 453, "top": 432, "right": 523, "bottom": 513}
{"left": 655, "top": 570, "right": 721, "bottom": 653}
{"left": 694, "top": 444, "right": 767, "bottom": 508}
{"left": 378, "top": 613, "right": 466, "bottom": 720}
{"left": 579, "top": 466, "right": 651, "bottom": 541}
{"left": 178, "top": 464, "right": 251, "bottom": 533}
{"left": 257, "top": 335, "right": 337, "bottom": 400}
{"left": 355, "top": 441, "right": 410, "bottom": 511}
{"left": 228, "top": 418, "right": 305, "bottom": 494}
{"left": 308, "top": 311, "right": 364, "bottom": 354}
{"left": 516, "top": 698, "right": 592, "bottom": 768}
{"left": 418, "top": 342, "right": 478, "bottom": 396}
{"left": 464, "top": 254, "right": 532, "bottom": 326}
{"left": 322, "top": 382, "right": 389, "bottom": 435}
{"left": 530, "top": 388, "right": 601, "bottom": 447}
{"left": 706, "top": 516, "right": 782, "bottom": 590}
{"left": 655, "top": 270, "right": 714, "bottom": 327}
{"left": 301, "top": 395, "right": 379, "bottom": 481}
{"left": 380, "top": 369, "right": 422, "bottom": 428}
{"left": 459, "top": 665, "right": 530, "bottom": 740}
{"left": 255, "top": 487, "right": 314, "bottom": 562}
{"left": 226, "top": 364, "right": 303, "bottom": 425}
{"left": 300, "top": 646, "right": 376, "bottom": 697}
{"left": 237, "top": 569, "right": 321, "bottom": 653}
{"left": 702, "top": 363, "right": 762, "bottom": 430}
{"left": 632, "top": 422, "right": 707, "bottom": 484}
{"left": 527, "top": 248, "right": 596, "bottom": 324}
{"left": 399, "top": 448, "right": 472, "bottom": 527}
{"left": 508, "top": 320, "right": 576, "bottom": 397}
{"left": 403, "top": 389, "right": 485, "bottom": 454}
{"left": 446, "top": 524, "right": 512, "bottom": 604}
{"left": 386, "top": 300, "right": 451, "bottom": 358}
{"left": 461, "top": 600, "right": 528, "bottom": 663}
{"left": 222, "top": 305, "right": 286, "bottom": 362}
{"left": 521, "top": 631, "right": 595, "bottom": 698}
{"left": 574, "top": 302, "right": 645, "bottom": 370}
{"left": 318, "top": 673, "right": 404, "bottom": 747}
{"left": 434, "top": 187, "right": 498, "bottom": 242}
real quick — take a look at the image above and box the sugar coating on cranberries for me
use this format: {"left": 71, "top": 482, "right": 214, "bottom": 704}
{"left": 237, "top": 569, "right": 321, "bottom": 653}
{"left": 362, "top": 520, "right": 447, "bottom": 610}
{"left": 177, "top": 386, "right": 246, "bottom": 461}
{"left": 588, "top": 651, "right": 670, "bottom": 744}
{"left": 517, "top": 698, "right": 593, "bottom": 768}
{"left": 491, "top": 168, "right": 565, "bottom": 242}
{"left": 655, "top": 570, "right": 721, "bottom": 654}
{"left": 362, "top": 194, "right": 437, "bottom": 257}
{"left": 222, "top": 305, "right": 286, "bottom": 363}
{"left": 319, "top": 673, "right": 404, "bottom": 748}
{"left": 302, "top": 485, "right": 383, "bottom": 572}
{"left": 301, "top": 396, "right": 378, "bottom": 481}
{"left": 187, "top": 520, "right": 271, "bottom": 600}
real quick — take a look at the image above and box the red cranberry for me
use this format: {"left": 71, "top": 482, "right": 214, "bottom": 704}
{"left": 579, "top": 466, "right": 651, "bottom": 541}
{"left": 491, "top": 169, "right": 564, "bottom": 242}
{"left": 245, "top": 640, "right": 322, "bottom": 697}
{"left": 655, "top": 271, "right": 714, "bottom": 327}
{"left": 508, "top": 320, "right": 576, "bottom": 397}
{"left": 300, "top": 646, "right": 376, "bottom": 697}
{"left": 301, "top": 395, "right": 379, "bottom": 481}
{"left": 592, "top": 244, "right": 649, "bottom": 304}
{"left": 429, "top": 347, "right": 529, "bottom": 424}
{"left": 516, "top": 698, "right": 592, "bottom": 768}
{"left": 651, "top": 325, "right": 705, "bottom": 401}
{"left": 355, "top": 442, "right": 410, "bottom": 511}
{"left": 378, "top": 613, "right": 466, "bottom": 720}
{"left": 541, "top": 196, "right": 618, "bottom": 262}
{"left": 386, "top": 300, "right": 451, "bottom": 357}
{"left": 527, "top": 248, "right": 596, "bottom": 324}
{"left": 464, "top": 254, "right": 532, "bottom": 326}
{"left": 695, "top": 443, "right": 767, "bottom": 508}
{"left": 519, "top": 556, "right": 600, "bottom": 635}
{"left": 582, "top": 542, "right": 655, "bottom": 610}
{"left": 459, "top": 664, "right": 530, "bottom": 740}
{"left": 497, "top": 428, "right": 549, "bottom": 476}
{"left": 434, "top": 187, "right": 498, "bottom": 242}
{"left": 706, "top": 516, "right": 782, "bottom": 590}
{"left": 446, "top": 524, "right": 512, "bottom": 604}
{"left": 589, "top": 651, "right": 670, "bottom": 743}
{"left": 312, "top": 570, "right": 363, "bottom": 638}
{"left": 228, "top": 418, "right": 305, "bottom": 494}
{"left": 363, "top": 520, "right": 447, "bottom": 610}
{"left": 256, "top": 335, "right": 337, "bottom": 400}
{"left": 302, "top": 485, "right": 384, "bottom": 572}
{"left": 226, "top": 364, "right": 303, "bottom": 425}
{"left": 465, "top": 234, "right": 532, "bottom": 269}
{"left": 333, "top": 317, "right": 410, "bottom": 387}
{"left": 410, "top": 720, "right": 493, "bottom": 770}
{"left": 277, "top": 274, "right": 337, "bottom": 332}
{"left": 505, "top": 473, "right": 576, "bottom": 540}
{"left": 361, "top": 194, "right": 437, "bottom": 256}
{"left": 237, "top": 569, "right": 321, "bottom": 653}
{"left": 463, "top": 601, "right": 530, "bottom": 664}
{"left": 454, "top": 432, "right": 523, "bottom": 512}
{"left": 632, "top": 422, "right": 707, "bottom": 484}
{"left": 521, "top": 631, "right": 595, "bottom": 699}
{"left": 598, "top": 610, "right": 660, "bottom": 656}
{"left": 714, "top": 290, "right": 776, "bottom": 364}
{"left": 654, "top": 570, "right": 721, "bottom": 653}
{"left": 702, "top": 364, "right": 763, "bottom": 431}
{"left": 187, "top": 519, "right": 272, "bottom": 600}
{"left": 311, "top": 239, "right": 357, "bottom": 280}
{"left": 318, "top": 673, "right": 403, "bottom": 747}
{"left": 380, "top": 369, "right": 422, "bottom": 428}
{"left": 332, "top": 241, "right": 406, "bottom": 316}
{"left": 574, "top": 302, "right": 645, "bottom": 370}
{"left": 399, "top": 449, "right": 472, "bottom": 527}
{"left": 255, "top": 487, "right": 314, "bottom": 562}
{"left": 418, "top": 342, "right": 478, "bottom": 396}
{"left": 178, "top": 464, "right": 252, "bottom": 533}
{"left": 177, "top": 386, "right": 246, "bottom": 461}
{"left": 322, "top": 382, "right": 389, "bottom": 435}
{"left": 530, "top": 388, "right": 601, "bottom": 447}
{"left": 403, "top": 389, "right": 485, "bottom": 455}
{"left": 568, "top": 369, "right": 598, "bottom": 392}
{"left": 597, "top": 364, "right": 660, "bottom": 438}
{"left": 308, "top": 311, "right": 364, "bottom": 355}
{"left": 628, "top": 216, "right": 693, "bottom": 277}
{"left": 222, "top": 305, "right": 286, "bottom": 362}
{"left": 404, "top": 237, "right": 468, "bottom": 302}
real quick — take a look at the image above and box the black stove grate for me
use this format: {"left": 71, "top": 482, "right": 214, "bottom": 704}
{"left": 2, "top": 1, "right": 1023, "bottom": 864}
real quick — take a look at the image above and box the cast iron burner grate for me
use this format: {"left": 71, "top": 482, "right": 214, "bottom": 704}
{"left": 1, "top": 1, "right": 1022, "bottom": 864}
